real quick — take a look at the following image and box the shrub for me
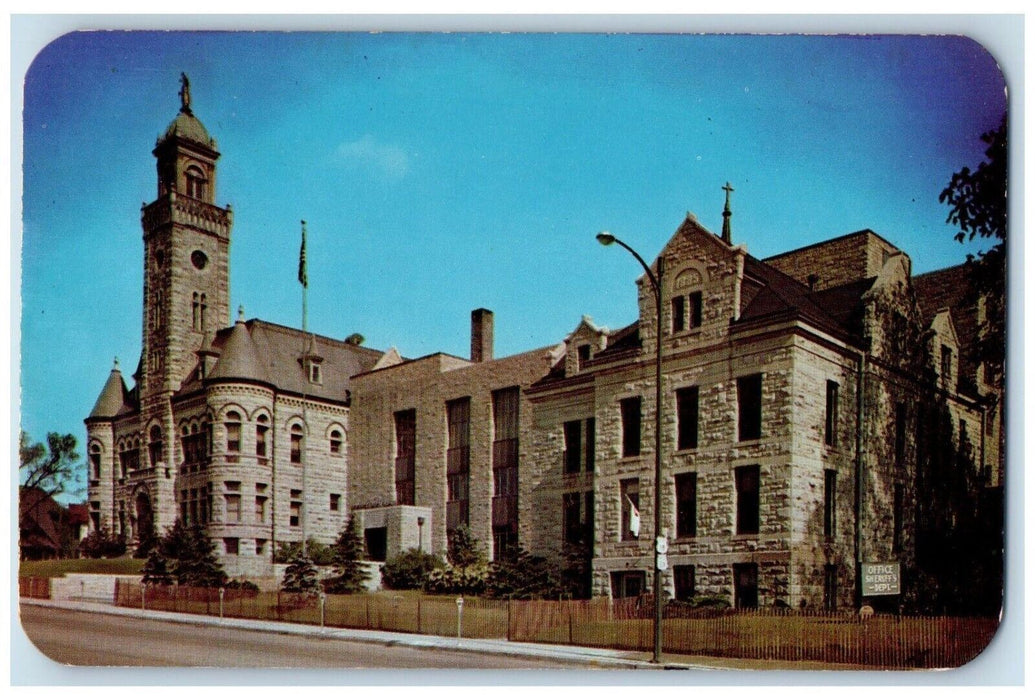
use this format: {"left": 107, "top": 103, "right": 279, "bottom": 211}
{"left": 381, "top": 548, "right": 444, "bottom": 590}
{"left": 157, "top": 519, "right": 228, "bottom": 588}
{"left": 79, "top": 528, "right": 127, "bottom": 558}
{"left": 486, "top": 547, "right": 563, "bottom": 599}
{"left": 141, "top": 549, "right": 174, "bottom": 585}
{"left": 423, "top": 563, "right": 487, "bottom": 596}
{"left": 225, "top": 579, "right": 260, "bottom": 594}
{"left": 273, "top": 538, "right": 334, "bottom": 566}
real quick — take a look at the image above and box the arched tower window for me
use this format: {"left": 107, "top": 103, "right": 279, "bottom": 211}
{"left": 185, "top": 165, "right": 207, "bottom": 200}
{"left": 225, "top": 411, "right": 242, "bottom": 463}
{"left": 192, "top": 292, "right": 200, "bottom": 331}
{"left": 148, "top": 425, "right": 164, "bottom": 469}
{"left": 290, "top": 423, "right": 304, "bottom": 464}
{"left": 89, "top": 443, "right": 102, "bottom": 480}
{"left": 256, "top": 415, "right": 269, "bottom": 464}
{"left": 329, "top": 428, "right": 343, "bottom": 455}
{"left": 200, "top": 294, "right": 207, "bottom": 330}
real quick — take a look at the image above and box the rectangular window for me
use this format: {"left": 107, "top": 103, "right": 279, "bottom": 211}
{"left": 737, "top": 374, "right": 763, "bottom": 441}
{"left": 825, "top": 380, "right": 839, "bottom": 447}
{"left": 675, "top": 472, "right": 697, "bottom": 538}
{"left": 255, "top": 539, "right": 266, "bottom": 556}
{"left": 290, "top": 489, "right": 302, "bottom": 528}
{"left": 394, "top": 409, "right": 416, "bottom": 506}
{"left": 673, "top": 564, "right": 696, "bottom": 602}
{"left": 492, "top": 389, "right": 520, "bottom": 533}
{"left": 676, "top": 386, "right": 699, "bottom": 450}
{"left": 446, "top": 398, "right": 471, "bottom": 532}
{"left": 224, "top": 538, "right": 239, "bottom": 556}
{"left": 895, "top": 402, "right": 907, "bottom": 467}
{"left": 255, "top": 496, "right": 267, "bottom": 524}
{"left": 620, "top": 397, "right": 642, "bottom": 457}
{"left": 180, "top": 489, "right": 189, "bottom": 524}
{"left": 735, "top": 465, "right": 760, "bottom": 535}
{"left": 941, "top": 344, "right": 953, "bottom": 387}
{"left": 733, "top": 562, "right": 759, "bottom": 609}
{"left": 620, "top": 478, "right": 640, "bottom": 541}
{"left": 563, "top": 420, "right": 582, "bottom": 474}
{"left": 330, "top": 493, "right": 341, "bottom": 512}
{"left": 671, "top": 295, "right": 686, "bottom": 333}
{"left": 823, "top": 469, "right": 836, "bottom": 540}
{"left": 584, "top": 491, "right": 595, "bottom": 543}
{"left": 688, "top": 291, "right": 703, "bottom": 329}
{"left": 824, "top": 564, "right": 838, "bottom": 611}
{"left": 585, "top": 418, "right": 596, "bottom": 473}
{"left": 224, "top": 494, "right": 241, "bottom": 523}
{"left": 563, "top": 492, "right": 582, "bottom": 544}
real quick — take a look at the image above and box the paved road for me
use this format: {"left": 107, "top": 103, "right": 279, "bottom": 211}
{"left": 19, "top": 605, "right": 594, "bottom": 669}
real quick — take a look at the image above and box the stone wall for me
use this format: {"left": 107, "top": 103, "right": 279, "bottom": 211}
{"left": 764, "top": 230, "right": 905, "bottom": 292}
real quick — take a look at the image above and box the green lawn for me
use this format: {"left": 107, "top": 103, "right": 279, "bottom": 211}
{"left": 19, "top": 557, "right": 144, "bottom": 578}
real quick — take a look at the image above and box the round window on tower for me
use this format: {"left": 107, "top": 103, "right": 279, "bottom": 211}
{"left": 191, "top": 250, "right": 208, "bottom": 270}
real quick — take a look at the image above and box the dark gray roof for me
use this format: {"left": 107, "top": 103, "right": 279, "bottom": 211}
{"left": 88, "top": 364, "right": 132, "bottom": 419}
{"left": 159, "top": 109, "right": 215, "bottom": 148}
{"left": 182, "top": 319, "right": 383, "bottom": 403}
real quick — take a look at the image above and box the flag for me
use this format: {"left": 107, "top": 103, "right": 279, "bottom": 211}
{"left": 627, "top": 495, "right": 640, "bottom": 537}
{"left": 298, "top": 220, "right": 308, "bottom": 288}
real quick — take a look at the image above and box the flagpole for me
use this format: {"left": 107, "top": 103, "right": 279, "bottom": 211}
{"left": 299, "top": 219, "right": 309, "bottom": 557}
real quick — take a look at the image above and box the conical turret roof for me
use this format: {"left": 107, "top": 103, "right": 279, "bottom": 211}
{"left": 208, "top": 313, "right": 268, "bottom": 384}
{"left": 88, "top": 359, "right": 131, "bottom": 419}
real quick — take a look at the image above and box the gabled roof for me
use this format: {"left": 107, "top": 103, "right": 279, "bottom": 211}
{"left": 87, "top": 361, "right": 133, "bottom": 420}
{"left": 180, "top": 318, "right": 383, "bottom": 403}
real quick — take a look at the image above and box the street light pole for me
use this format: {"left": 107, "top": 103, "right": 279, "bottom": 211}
{"left": 597, "top": 231, "right": 665, "bottom": 664}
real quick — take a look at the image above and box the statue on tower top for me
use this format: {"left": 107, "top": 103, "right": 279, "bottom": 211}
{"left": 179, "top": 72, "right": 191, "bottom": 113}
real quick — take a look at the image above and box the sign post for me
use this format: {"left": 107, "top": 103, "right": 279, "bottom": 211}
{"left": 455, "top": 596, "right": 464, "bottom": 643}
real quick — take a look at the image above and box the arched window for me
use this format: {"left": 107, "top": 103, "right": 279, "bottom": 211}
{"left": 148, "top": 425, "right": 164, "bottom": 469}
{"left": 200, "top": 294, "right": 207, "bottom": 330}
{"left": 192, "top": 292, "right": 200, "bottom": 330}
{"left": 329, "top": 428, "right": 343, "bottom": 455}
{"left": 256, "top": 415, "right": 269, "bottom": 464}
{"left": 185, "top": 165, "right": 207, "bottom": 200}
{"left": 290, "top": 423, "right": 304, "bottom": 464}
{"left": 225, "top": 411, "right": 241, "bottom": 463}
{"left": 89, "top": 443, "right": 102, "bottom": 480}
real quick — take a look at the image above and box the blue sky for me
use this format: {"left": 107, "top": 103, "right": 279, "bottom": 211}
{"left": 18, "top": 31, "right": 1006, "bottom": 500}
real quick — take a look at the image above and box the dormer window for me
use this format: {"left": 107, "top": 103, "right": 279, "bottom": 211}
{"left": 671, "top": 292, "right": 703, "bottom": 333}
{"left": 577, "top": 344, "right": 591, "bottom": 371}
{"left": 941, "top": 344, "right": 953, "bottom": 389}
{"left": 672, "top": 296, "right": 686, "bottom": 333}
{"left": 309, "top": 361, "right": 322, "bottom": 384}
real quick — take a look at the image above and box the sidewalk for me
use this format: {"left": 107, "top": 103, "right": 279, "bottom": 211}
{"left": 18, "top": 597, "right": 864, "bottom": 671}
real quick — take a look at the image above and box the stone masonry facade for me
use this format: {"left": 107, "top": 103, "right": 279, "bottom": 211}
{"left": 86, "top": 80, "right": 1001, "bottom": 607}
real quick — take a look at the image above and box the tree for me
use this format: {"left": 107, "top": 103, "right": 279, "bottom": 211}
{"left": 134, "top": 523, "right": 159, "bottom": 559}
{"left": 158, "top": 519, "right": 228, "bottom": 588}
{"left": 19, "top": 431, "right": 81, "bottom": 540}
{"left": 141, "top": 549, "right": 174, "bottom": 585}
{"left": 281, "top": 554, "right": 320, "bottom": 594}
{"left": 447, "top": 524, "right": 485, "bottom": 570}
{"left": 323, "top": 515, "right": 367, "bottom": 594}
{"left": 940, "top": 115, "right": 1007, "bottom": 384}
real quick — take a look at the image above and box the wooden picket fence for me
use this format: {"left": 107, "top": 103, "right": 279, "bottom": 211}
{"left": 111, "top": 583, "right": 997, "bottom": 669}
{"left": 18, "top": 577, "right": 51, "bottom": 599}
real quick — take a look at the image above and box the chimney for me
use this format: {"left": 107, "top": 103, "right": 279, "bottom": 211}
{"left": 471, "top": 308, "right": 494, "bottom": 363}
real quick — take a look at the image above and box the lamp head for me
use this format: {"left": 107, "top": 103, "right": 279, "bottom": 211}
{"left": 596, "top": 231, "right": 616, "bottom": 246}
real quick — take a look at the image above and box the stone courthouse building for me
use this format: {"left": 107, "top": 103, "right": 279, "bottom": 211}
{"left": 86, "top": 79, "right": 1001, "bottom": 606}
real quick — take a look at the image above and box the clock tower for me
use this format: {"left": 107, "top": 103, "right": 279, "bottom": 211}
{"left": 140, "top": 73, "right": 233, "bottom": 400}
